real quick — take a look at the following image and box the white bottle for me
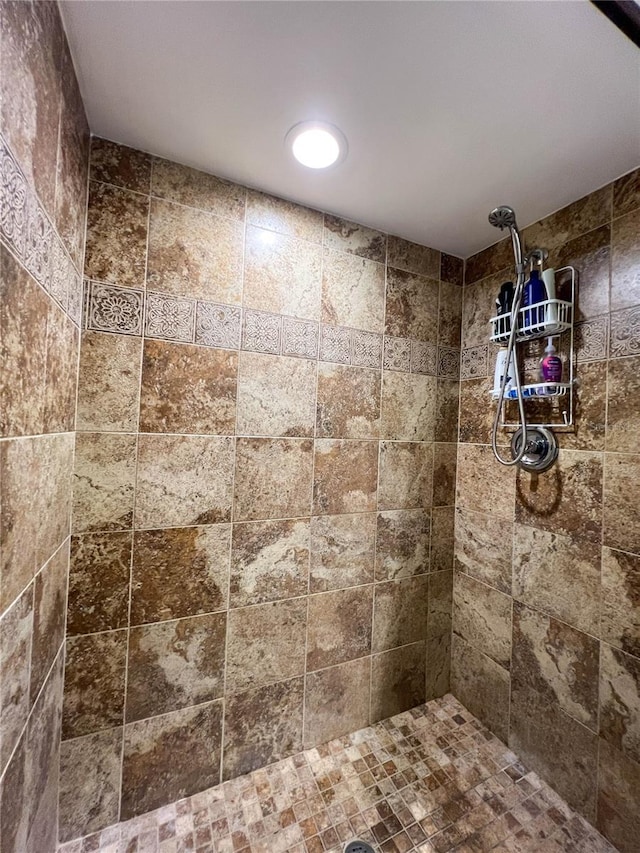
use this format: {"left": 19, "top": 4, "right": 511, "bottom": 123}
{"left": 492, "top": 349, "right": 516, "bottom": 399}
{"left": 542, "top": 268, "right": 557, "bottom": 326}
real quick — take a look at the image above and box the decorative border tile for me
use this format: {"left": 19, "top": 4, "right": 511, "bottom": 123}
{"left": 609, "top": 309, "right": 639, "bottom": 359}
{"left": 576, "top": 316, "right": 609, "bottom": 362}
{"left": 85, "top": 281, "right": 144, "bottom": 336}
{"left": 242, "top": 308, "right": 282, "bottom": 354}
{"left": 461, "top": 345, "right": 489, "bottom": 380}
{"left": 195, "top": 301, "right": 242, "bottom": 350}
{"left": 351, "top": 329, "right": 382, "bottom": 368}
{"left": 382, "top": 336, "right": 411, "bottom": 372}
{"left": 410, "top": 341, "right": 438, "bottom": 376}
{"left": 0, "top": 135, "right": 28, "bottom": 258}
{"left": 438, "top": 347, "right": 460, "bottom": 379}
{"left": 145, "top": 291, "right": 196, "bottom": 342}
{"left": 282, "top": 316, "right": 319, "bottom": 360}
{"left": 320, "top": 324, "right": 351, "bottom": 364}
{"left": 0, "top": 132, "right": 82, "bottom": 327}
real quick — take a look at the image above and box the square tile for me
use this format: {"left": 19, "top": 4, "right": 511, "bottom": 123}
{"left": 378, "top": 441, "right": 433, "bottom": 510}
{"left": 135, "top": 435, "right": 235, "bottom": 528}
{"left": 144, "top": 291, "right": 196, "bottom": 342}
{"left": 85, "top": 281, "right": 144, "bottom": 336}
{"left": 383, "top": 336, "right": 411, "bottom": 372}
{"left": 282, "top": 316, "right": 319, "bottom": 359}
{"left": 195, "top": 301, "right": 242, "bottom": 349}
{"left": 322, "top": 248, "right": 385, "bottom": 332}
{"left": 304, "top": 659, "right": 371, "bottom": 747}
{"left": 385, "top": 267, "right": 439, "bottom": 343}
{"left": 90, "top": 137, "right": 152, "bottom": 192}
{"left": 233, "top": 438, "right": 313, "bottom": 521}
{"left": 67, "top": 532, "right": 132, "bottom": 635}
{"left": 324, "top": 215, "right": 386, "bottom": 262}
{"left": 375, "top": 509, "right": 430, "bottom": 581}
{"left": 381, "top": 371, "right": 436, "bottom": 441}
{"left": 307, "top": 586, "right": 373, "bottom": 670}
{"left": 151, "top": 157, "right": 245, "bottom": 220}
{"left": 241, "top": 308, "right": 282, "bottom": 354}
{"left": 371, "top": 642, "right": 426, "bottom": 721}
{"left": 76, "top": 331, "right": 142, "bottom": 432}
{"left": 309, "top": 513, "right": 376, "bottom": 592}
{"left": 373, "top": 575, "right": 429, "bottom": 652}
{"left": 351, "top": 329, "right": 383, "bottom": 368}
{"left": 72, "top": 433, "right": 137, "bottom": 534}
{"left": 320, "top": 324, "right": 351, "bottom": 364}
{"left": 411, "top": 340, "right": 438, "bottom": 375}
{"left": 316, "top": 363, "right": 380, "bottom": 439}
{"left": 313, "top": 439, "right": 378, "bottom": 515}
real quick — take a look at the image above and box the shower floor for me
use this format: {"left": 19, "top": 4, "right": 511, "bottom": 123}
{"left": 58, "top": 694, "right": 615, "bottom": 853}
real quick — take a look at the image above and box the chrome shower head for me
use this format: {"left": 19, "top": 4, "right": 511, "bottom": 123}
{"left": 488, "top": 205, "right": 518, "bottom": 231}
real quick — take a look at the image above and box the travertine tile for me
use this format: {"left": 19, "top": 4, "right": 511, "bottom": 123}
{"left": 236, "top": 352, "right": 316, "bottom": 438}
{"left": 76, "top": 331, "right": 142, "bottom": 432}
{"left": 603, "top": 452, "right": 640, "bottom": 554}
{"left": 304, "top": 658, "right": 371, "bottom": 746}
{"left": 58, "top": 727, "right": 123, "bottom": 841}
{"left": 387, "top": 236, "right": 439, "bottom": 278}
{"left": 378, "top": 441, "right": 433, "bottom": 510}
{"left": 597, "top": 739, "right": 640, "bottom": 853}
{"left": 0, "top": 246, "right": 48, "bottom": 437}
{"left": 512, "top": 523, "right": 600, "bottom": 636}
{"left": 323, "top": 214, "right": 386, "bottom": 262}
{"left": 438, "top": 281, "right": 463, "bottom": 347}
{"left": 309, "top": 513, "right": 376, "bottom": 592}
{"left": 385, "top": 267, "right": 439, "bottom": 343}
{"left": 234, "top": 438, "right": 313, "bottom": 521}
{"left": 84, "top": 181, "right": 149, "bottom": 287}
{"left": 601, "top": 547, "right": 640, "bottom": 658}
{"left": 371, "top": 642, "right": 426, "bottom": 721}
{"left": 0, "top": 585, "right": 33, "bottom": 771}
{"left": 433, "top": 442, "right": 457, "bottom": 507}
{"left": 381, "top": 371, "right": 436, "bottom": 441}
{"left": 599, "top": 643, "right": 640, "bottom": 764}
{"left": 465, "top": 236, "right": 512, "bottom": 285}
{"left": 245, "top": 189, "right": 323, "bottom": 242}
{"left": 509, "top": 684, "right": 598, "bottom": 822}
{"left": 441, "top": 251, "right": 464, "bottom": 286}
{"left": 230, "top": 518, "right": 310, "bottom": 607}
{"left": 611, "top": 206, "right": 640, "bottom": 311}
{"left": 462, "top": 271, "right": 505, "bottom": 348}
{"left": 512, "top": 602, "right": 599, "bottom": 731}
{"left": 613, "top": 166, "right": 640, "bottom": 217}
{"left": 226, "top": 598, "right": 307, "bottom": 693}
{"left": 606, "top": 355, "right": 640, "bottom": 452}
{"left": 90, "top": 138, "right": 151, "bottom": 192}
{"left": 515, "top": 450, "right": 603, "bottom": 542}
{"left": 522, "top": 185, "right": 612, "bottom": 255}
{"left": 126, "top": 612, "right": 226, "bottom": 721}
{"left": 316, "top": 363, "right": 381, "bottom": 439}
{"left": 131, "top": 525, "right": 230, "bottom": 624}
{"left": 456, "top": 443, "right": 515, "bottom": 520}
{"left": 30, "top": 542, "right": 67, "bottom": 703}
{"left": 147, "top": 197, "right": 243, "bottom": 303}
{"left": 43, "top": 301, "right": 78, "bottom": 432}
{"left": 322, "top": 248, "right": 385, "bottom": 332}
{"left": 68, "top": 532, "right": 132, "bottom": 635}
{"left": 555, "top": 224, "right": 610, "bottom": 321}
{"left": 72, "top": 432, "right": 137, "bottom": 534}
{"left": 307, "top": 586, "right": 373, "bottom": 670}
{"left": 223, "top": 677, "right": 304, "bottom": 779}
{"left": 139, "top": 340, "right": 237, "bottom": 435}
{"left": 121, "top": 700, "right": 223, "bottom": 819}
{"left": 453, "top": 572, "right": 512, "bottom": 669}
{"left": 135, "top": 435, "right": 234, "bottom": 528}
{"left": 431, "top": 505, "right": 455, "bottom": 573}
{"left": 459, "top": 376, "right": 497, "bottom": 445}
{"left": 451, "top": 634, "right": 510, "bottom": 742}
{"left": 435, "top": 379, "right": 460, "bottom": 443}
{"left": 454, "top": 508, "right": 513, "bottom": 594}
{"left": 373, "top": 575, "right": 429, "bottom": 652}
{"left": 375, "top": 509, "right": 430, "bottom": 580}
{"left": 243, "top": 225, "right": 322, "bottom": 320}
{"left": 428, "top": 570, "right": 453, "bottom": 639}
{"left": 62, "top": 630, "right": 128, "bottom": 739}
{"left": 313, "top": 439, "right": 378, "bottom": 515}
{"left": 151, "top": 157, "right": 245, "bottom": 219}
{"left": 426, "top": 632, "right": 451, "bottom": 700}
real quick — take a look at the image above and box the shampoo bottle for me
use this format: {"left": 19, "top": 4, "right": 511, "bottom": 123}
{"left": 523, "top": 269, "right": 545, "bottom": 331}
{"left": 542, "top": 268, "right": 557, "bottom": 325}
{"left": 540, "top": 338, "right": 563, "bottom": 383}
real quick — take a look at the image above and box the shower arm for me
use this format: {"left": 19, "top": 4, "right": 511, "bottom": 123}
{"left": 490, "top": 222, "right": 529, "bottom": 467}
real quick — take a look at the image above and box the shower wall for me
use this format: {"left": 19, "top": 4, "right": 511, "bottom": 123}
{"left": 454, "top": 172, "right": 640, "bottom": 852}
{"left": 59, "top": 137, "right": 462, "bottom": 840}
{"left": 0, "top": 1, "right": 89, "bottom": 851}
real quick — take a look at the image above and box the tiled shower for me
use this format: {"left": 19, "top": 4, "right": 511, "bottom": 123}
{"left": 0, "top": 3, "right": 638, "bottom": 853}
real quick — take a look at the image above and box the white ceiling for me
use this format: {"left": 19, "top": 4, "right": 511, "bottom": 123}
{"left": 61, "top": 0, "right": 640, "bottom": 257}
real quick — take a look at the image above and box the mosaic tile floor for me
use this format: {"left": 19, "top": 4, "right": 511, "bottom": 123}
{"left": 58, "top": 694, "right": 616, "bottom": 853}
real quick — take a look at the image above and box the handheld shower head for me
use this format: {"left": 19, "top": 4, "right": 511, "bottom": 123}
{"left": 488, "top": 205, "right": 518, "bottom": 230}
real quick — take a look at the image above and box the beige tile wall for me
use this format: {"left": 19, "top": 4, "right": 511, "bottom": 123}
{"left": 59, "top": 137, "right": 463, "bottom": 841}
{"left": 0, "top": 1, "right": 90, "bottom": 851}
{"left": 454, "top": 167, "right": 640, "bottom": 853}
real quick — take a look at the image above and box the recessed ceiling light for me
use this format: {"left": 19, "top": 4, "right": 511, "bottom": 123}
{"left": 286, "top": 121, "right": 347, "bottom": 169}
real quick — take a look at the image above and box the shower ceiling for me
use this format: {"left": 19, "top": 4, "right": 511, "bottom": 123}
{"left": 60, "top": 0, "right": 640, "bottom": 256}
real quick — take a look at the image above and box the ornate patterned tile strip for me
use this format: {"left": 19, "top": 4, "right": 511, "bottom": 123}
{"left": 195, "top": 301, "right": 242, "bottom": 350}
{"left": 461, "top": 345, "right": 489, "bottom": 380}
{"left": 437, "top": 347, "right": 460, "bottom": 379}
{"left": 282, "top": 316, "right": 320, "bottom": 360}
{"left": 242, "top": 308, "right": 282, "bottom": 354}
{"left": 574, "top": 316, "right": 609, "bottom": 362}
{"left": 85, "top": 281, "right": 145, "bottom": 336}
{"left": 383, "top": 336, "right": 412, "bottom": 372}
{"left": 145, "top": 291, "right": 196, "bottom": 343}
{"left": 320, "top": 324, "right": 351, "bottom": 365}
{"left": 411, "top": 341, "right": 438, "bottom": 376}
{"left": 608, "top": 309, "right": 639, "bottom": 359}
{"left": 351, "top": 329, "right": 383, "bottom": 369}
{"left": 0, "top": 132, "right": 82, "bottom": 325}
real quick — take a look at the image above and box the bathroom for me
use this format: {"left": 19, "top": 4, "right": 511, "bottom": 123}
{"left": 1, "top": 1, "right": 639, "bottom": 851}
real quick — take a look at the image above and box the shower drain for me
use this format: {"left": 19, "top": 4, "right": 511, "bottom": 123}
{"left": 344, "top": 841, "right": 376, "bottom": 853}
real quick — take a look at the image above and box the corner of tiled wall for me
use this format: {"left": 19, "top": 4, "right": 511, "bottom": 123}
{"left": 0, "top": 1, "right": 90, "bottom": 851}
{"left": 58, "top": 135, "right": 464, "bottom": 841}
{"left": 454, "top": 166, "right": 640, "bottom": 852}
